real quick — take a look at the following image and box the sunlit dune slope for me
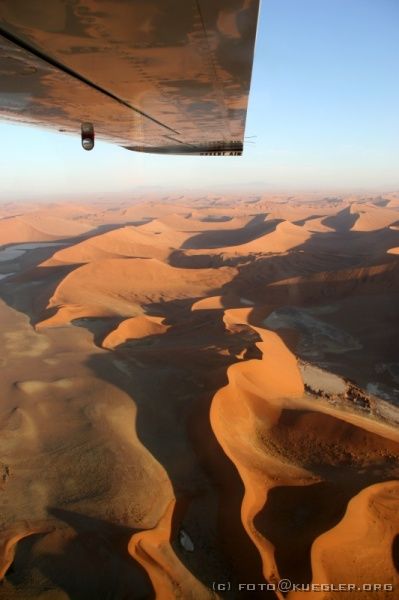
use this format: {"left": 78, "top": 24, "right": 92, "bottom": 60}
{"left": 39, "top": 258, "right": 236, "bottom": 326}
{"left": 350, "top": 203, "right": 399, "bottom": 232}
{"left": 43, "top": 225, "right": 176, "bottom": 265}
{"left": 0, "top": 213, "right": 93, "bottom": 245}
{"left": 133, "top": 218, "right": 191, "bottom": 247}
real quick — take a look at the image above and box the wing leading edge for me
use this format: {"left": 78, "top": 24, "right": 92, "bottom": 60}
{"left": 0, "top": 0, "right": 260, "bottom": 156}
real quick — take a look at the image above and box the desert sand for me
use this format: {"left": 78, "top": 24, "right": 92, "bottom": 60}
{"left": 0, "top": 192, "right": 398, "bottom": 599}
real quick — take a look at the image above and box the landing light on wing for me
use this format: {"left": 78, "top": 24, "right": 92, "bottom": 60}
{"left": 81, "top": 122, "right": 95, "bottom": 151}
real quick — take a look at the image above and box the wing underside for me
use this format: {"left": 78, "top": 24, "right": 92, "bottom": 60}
{"left": 0, "top": 0, "right": 259, "bottom": 156}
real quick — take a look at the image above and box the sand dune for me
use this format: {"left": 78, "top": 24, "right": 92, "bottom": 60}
{"left": 299, "top": 216, "right": 335, "bottom": 233}
{"left": 102, "top": 315, "right": 169, "bottom": 349}
{"left": 135, "top": 218, "right": 191, "bottom": 247}
{"left": 0, "top": 213, "right": 93, "bottom": 245}
{"left": 1, "top": 194, "right": 399, "bottom": 598}
{"left": 38, "top": 258, "right": 236, "bottom": 327}
{"left": 43, "top": 225, "right": 175, "bottom": 266}
{"left": 350, "top": 202, "right": 399, "bottom": 232}
{"left": 177, "top": 219, "right": 311, "bottom": 259}
{"left": 263, "top": 203, "right": 339, "bottom": 223}
{"left": 0, "top": 217, "right": 60, "bottom": 245}
{"left": 231, "top": 220, "right": 311, "bottom": 254}
{"left": 211, "top": 311, "right": 309, "bottom": 589}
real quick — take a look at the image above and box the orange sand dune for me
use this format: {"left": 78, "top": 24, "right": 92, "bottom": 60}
{"left": 211, "top": 310, "right": 309, "bottom": 591}
{"left": 43, "top": 225, "right": 176, "bottom": 266}
{"left": 350, "top": 203, "right": 399, "bottom": 232}
{"left": 0, "top": 213, "right": 93, "bottom": 245}
{"left": 299, "top": 216, "right": 335, "bottom": 233}
{"left": 35, "top": 303, "right": 121, "bottom": 329}
{"left": 0, "top": 217, "right": 56, "bottom": 245}
{"left": 181, "top": 220, "right": 311, "bottom": 257}
{"left": 102, "top": 315, "right": 168, "bottom": 349}
{"left": 263, "top": 204, "right": 340, "bottom": 223}
{"left": 39, "top": 258, "right": 236, "bottom": 326}
{"left": 15, "top": 213, "right": 93, "bottom": 238}
{"left": 229, "top": 220, "right": 311, "bottom": 254}
{"left": 134, "top": 218, "right": 192, "bottom": 247}
{"left": 159, "top": 212, "right": 257, "bottom": 232}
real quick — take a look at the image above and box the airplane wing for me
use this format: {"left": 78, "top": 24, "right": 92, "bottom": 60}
{"left": 0, "top": 0, "right": 260, "bottom": 156}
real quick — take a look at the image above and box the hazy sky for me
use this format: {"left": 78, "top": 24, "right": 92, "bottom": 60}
{"left": 0, "top": 0, "right": 398, "bottom": 200}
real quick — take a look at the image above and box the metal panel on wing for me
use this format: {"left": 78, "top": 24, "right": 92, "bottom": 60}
{"left": 0, "top": 0, "right": 260, "bottom": 155}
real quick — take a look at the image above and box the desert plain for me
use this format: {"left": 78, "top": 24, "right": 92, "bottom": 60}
{"left": 0, "top": 192, "right": 399, "bottom": 599}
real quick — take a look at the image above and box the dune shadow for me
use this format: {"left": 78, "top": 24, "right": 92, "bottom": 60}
{"left": 0, "top": 263, "right": 83, "bottom": 325}
{"left": 72, "top": 315, "right": 124, "bottom": 346}
{"left": 255, "top": 481, "right": 353, "bottom": 583}
{"left": 322, "top": 206, "right": 359, "bottom": 232}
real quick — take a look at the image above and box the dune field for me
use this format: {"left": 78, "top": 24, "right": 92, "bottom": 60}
{"left": 0, "top": 192, "right": 399, "bottom": 599}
